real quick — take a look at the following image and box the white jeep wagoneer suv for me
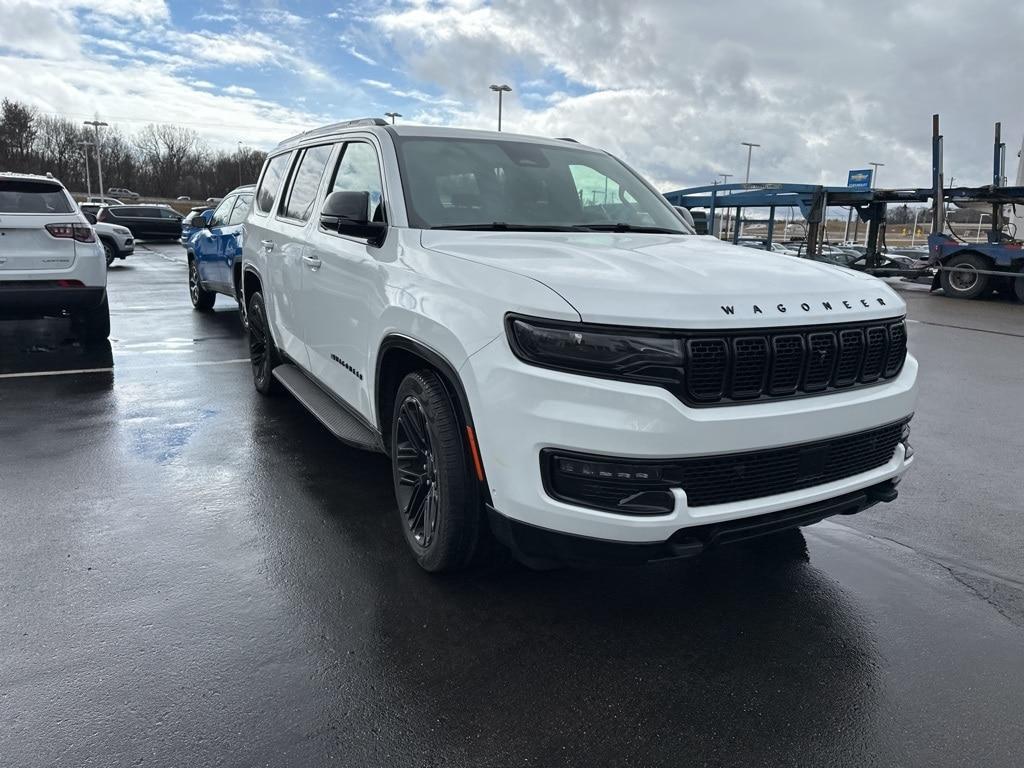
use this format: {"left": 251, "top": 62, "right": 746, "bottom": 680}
{"left": 240, "top": 120, "right": 917, "bottom": 572}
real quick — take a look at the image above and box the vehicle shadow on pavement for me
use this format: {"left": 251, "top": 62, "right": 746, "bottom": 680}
{"left": 0, "top": 318, "right": 113, "bottom": 379}
{"left": 244, "top": 396, "right": 880, "bottom": 766}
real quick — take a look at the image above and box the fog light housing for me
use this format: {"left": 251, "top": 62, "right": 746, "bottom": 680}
{"left": 544, "top": 452, "right": 675, "bottom": 515}
{"left": 900, "top": 420, "right": 914, "bottom": 460}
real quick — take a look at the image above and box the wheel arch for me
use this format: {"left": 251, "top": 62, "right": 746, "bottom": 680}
{"left": 375, "top": 335, "right": 491, "bottom": 503}
{"left": 242, "top": 264, "right": 263, "bottom": 305}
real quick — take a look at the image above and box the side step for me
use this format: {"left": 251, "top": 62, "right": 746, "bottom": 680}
{"left": 272, "top": 364, "right": 384, "bottom": 453}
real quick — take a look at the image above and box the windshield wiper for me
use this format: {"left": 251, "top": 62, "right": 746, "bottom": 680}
{"left": 429, "top": 222, "right": 584, "bottom": 232}
{"left": 576, "top": 223, "right": 684, "bottom": 234}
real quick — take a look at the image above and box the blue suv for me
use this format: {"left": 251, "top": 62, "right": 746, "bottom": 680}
{"left": 186, "top": 185, "right": 254, "bottom": 324}
{"left": 180, "top": 207, "right": 213, "bottom": 245}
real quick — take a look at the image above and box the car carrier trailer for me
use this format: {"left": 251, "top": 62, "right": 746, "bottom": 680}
{"left": 664, "top": 114, "right": 1024, "bottom": 301}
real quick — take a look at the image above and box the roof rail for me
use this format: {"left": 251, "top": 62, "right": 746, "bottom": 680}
{"left": 556, "top": 137, "right": 579, "bottom": 143}
{"left": 277, "top": 117, "right": 389, "bottom": 148}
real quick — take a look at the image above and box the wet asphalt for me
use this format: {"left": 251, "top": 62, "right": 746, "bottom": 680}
{"left": 1, "top": 245, "right": 1022, "bottom": 767}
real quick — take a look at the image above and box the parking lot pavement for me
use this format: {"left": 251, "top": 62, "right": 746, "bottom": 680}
{"left": 1, "top": 244, "right": 1023, "bottom": 767}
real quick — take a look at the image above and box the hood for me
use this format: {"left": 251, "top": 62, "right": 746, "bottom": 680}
{"left": 420, "top": 231, "right": 904, "bottom": 328}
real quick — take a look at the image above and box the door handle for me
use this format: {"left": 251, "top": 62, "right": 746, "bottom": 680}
{"left": 302, "top": 254, "right": 322, "bottom": 270}
{"left": 260, "top": 239, "right": 276, "bottom": 252}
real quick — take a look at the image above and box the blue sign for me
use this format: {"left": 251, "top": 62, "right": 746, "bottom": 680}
{"left": 847, "top": 169, "right": 873, "bottom": 189}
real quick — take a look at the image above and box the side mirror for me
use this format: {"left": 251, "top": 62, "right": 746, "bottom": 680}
{"left": 320, "top": 190, "right": 386, "bottom": 245}
{"left": 673, "top": 206, "right": 695, "bottom": 229}
{"left": 84, "top": 213, "right": 97, "bottom": 225}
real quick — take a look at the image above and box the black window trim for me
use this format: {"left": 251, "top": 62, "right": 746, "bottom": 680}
{"left": 317, "top": 138, "right": 389, "bottom": 244}
{"left": 275, "top": 142, "right": 336, "bottom": 226}
{"left": 253, "top": 150, "right": 295, "bottom": 217}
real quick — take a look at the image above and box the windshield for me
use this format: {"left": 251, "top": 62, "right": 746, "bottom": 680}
{"left": 394, "top": 137, "right": 690, "bottom": 233}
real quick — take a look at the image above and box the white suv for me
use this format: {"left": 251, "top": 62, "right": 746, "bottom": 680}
{"left": 241, "top": 120, "right": 918, "bottom": 572}
{"left": 0, "top": 173, "right": 110, "bottom": 341}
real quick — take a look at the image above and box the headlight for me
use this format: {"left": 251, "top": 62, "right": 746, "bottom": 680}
{"left": 506, "top": 315, "right": 684, "bottom": 387}
{"left": 115, "top": 227, "right": 131, "bottom": 236}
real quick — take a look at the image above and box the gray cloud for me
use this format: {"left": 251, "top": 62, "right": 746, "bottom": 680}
{"left": 374, "top": 0, "right": 1024, "bottom": 190}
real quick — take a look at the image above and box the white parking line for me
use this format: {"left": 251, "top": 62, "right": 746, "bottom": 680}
{"left": 0, "top": 367, "right": 114, "bottom": 379}
{"left": 0, "top": 358, "right": 249, "bottom": 380}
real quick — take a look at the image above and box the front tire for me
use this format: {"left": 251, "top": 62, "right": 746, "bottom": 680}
{"left": 940, "top": 252, "right": 991, "bottom": 299}
{"left": 102, "top": 240, "right": 116, "bottom": 268}
{"left": 1015, "top": 268, "right": 1024, "bottom": 303}
{"left": 247, "top": 291, "right": 281, "bottom": 395}
{"left": 391, "top": 370, "right": 481, "bottom": 572}
{"left": 188, "top": 257, "right": 216, "bottom": 311}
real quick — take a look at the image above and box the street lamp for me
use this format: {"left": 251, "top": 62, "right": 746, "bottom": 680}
{"left": 78, "top": 141, "right": 94, "bottom": 197}
{"left": 720, "top": 173, "right": 732, "bottom": 185}
{"left": 83, "top": 120, "right": 109, "bottom": 198}
{"left": 489, "top": 84, "right": 511, "bottom": 131}
{"left": 740, "top": 142, "right": 760, "bottom": 184}
{"left": 384, "top": 111, "right": 401, "bottom": 125}
{"left": 237, "top": 141, "right": 244, "bottom": 186}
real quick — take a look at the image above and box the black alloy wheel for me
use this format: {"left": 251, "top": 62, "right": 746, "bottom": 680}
{"left": 188, "top": 258, "right": 216, "bottom": 311}
{"left": 247, "top": 291, "right": 281, "bottom": 394}
{"left": 395, "top": 395, "right": 441, "bottom": 549}
{"left": 390, "top": 370, "right": 481, "bottom": 572}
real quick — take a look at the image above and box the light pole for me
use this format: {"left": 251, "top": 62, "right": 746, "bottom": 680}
{"left": 384, "top": 111, "right": 401, "bottom": 125}
{"left": 489, "top": 84, "right": 511, "bottom": 131}
{"left": 740, "top": 142, "right": 760, "bottom": 184}
{"left": 78, "top": 141, "right": 94, "bottom": 197}
{"left": 83, "top": 120, "right": 108, "bottom": 198}
{"left": 237, "top": 141, "right": 244, "bottom": 186}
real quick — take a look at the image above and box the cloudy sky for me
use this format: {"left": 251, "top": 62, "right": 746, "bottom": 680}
{"left": 0, "top": 0, "right": 1021, "bottom": 191}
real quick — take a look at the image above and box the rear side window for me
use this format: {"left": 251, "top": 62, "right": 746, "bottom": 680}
{"left": 256, "top": 153, "right": 292, "bottom": 214}
{"left": 0, "top": 180, "right": 72, "bottom": 213}
{"left": 281, "top": 145, "right": 333, "bottom": 222}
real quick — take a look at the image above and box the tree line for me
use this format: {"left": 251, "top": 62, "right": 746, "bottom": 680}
{"left": 0, "top": 99, "right": 267, "bottom": 200}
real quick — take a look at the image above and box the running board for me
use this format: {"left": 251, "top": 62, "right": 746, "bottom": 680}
{"left": 272, "top": 364, "right": 384, "bottom": 452}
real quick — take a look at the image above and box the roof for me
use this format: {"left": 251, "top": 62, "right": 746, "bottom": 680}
{"left": 0, "top": 171, "right": 64, "bottom": 184}
{"left": 275, "top": 119, "right": 598, "bottom": 153}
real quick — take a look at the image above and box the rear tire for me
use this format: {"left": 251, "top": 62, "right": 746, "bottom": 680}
{"left": 188, "top": 257, "right": 216, "bottom": 311}
{"left": 391, "top": 370, "right": 481, "bottom": 572}
{"left": 247, "top": 291, "right": 281, "bottom": 395}
{"left": 940, "top": 252, "right": 991, "bottom": 299}
{"left": 75, "top": 293, "right": 111, "bottom": 343}
{"left": 1015, "top": 268, "right": 1024, "bottom": 303}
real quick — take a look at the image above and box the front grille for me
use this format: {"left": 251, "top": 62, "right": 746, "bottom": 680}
{"left": 684, "top": 319, "right": 906, "bottom": 405}
{"left": 543, "top": 420, "right": 905, "bottom": 512}
{"left": 663, "top": 420, "right": 904, "bottom": 506}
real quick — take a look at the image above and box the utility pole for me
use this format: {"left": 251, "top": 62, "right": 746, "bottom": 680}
{"left": 741, "top": 142, "right": 760, "bottom": 184}
{"left": 237, "top": 141, "right": 244, "bottom": 186}
{"left": 384, "top": 111, "right": 401, "bottom": 125}
{"left": 489, "top": 84, "right": 511, "bottom": 131}
{"left": 83, "top": 120, "right": 108, "bottom": 198}
{"left": 78, "top": 141, "right": 94, "bottom": 197}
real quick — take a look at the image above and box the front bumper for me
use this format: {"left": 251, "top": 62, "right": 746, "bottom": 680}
{"left": 464, "top": 338, "right": 918, "bottom": 544}
{"left": 488, "top": 480, "right": 899, "bottom": 565}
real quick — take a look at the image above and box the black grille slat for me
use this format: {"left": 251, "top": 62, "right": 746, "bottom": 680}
{"left": 804, "top": 332, "right": 838, "bottom": 391}
{"left": 686, "top": 339, "right": 728, "bottom": 402}
{"left": 769, "top": 334, "right": 804, "bottom": 395}
{"left": 834, "top": 329, "right": 865, "bottom": 387}
{"left": 677, "top": 319, "right": 906, "bottom": 406}
{"left": 664, "top": 421, "right": 903, "bottom": 506}
{"left": 860, "top": 326, "right": 889, "bottom": 382}
{"left": 885, "top": 322, "right": 907, "bottom": 377}
{"left": 730, "top": 337, "right": 769, "bottom": 399}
